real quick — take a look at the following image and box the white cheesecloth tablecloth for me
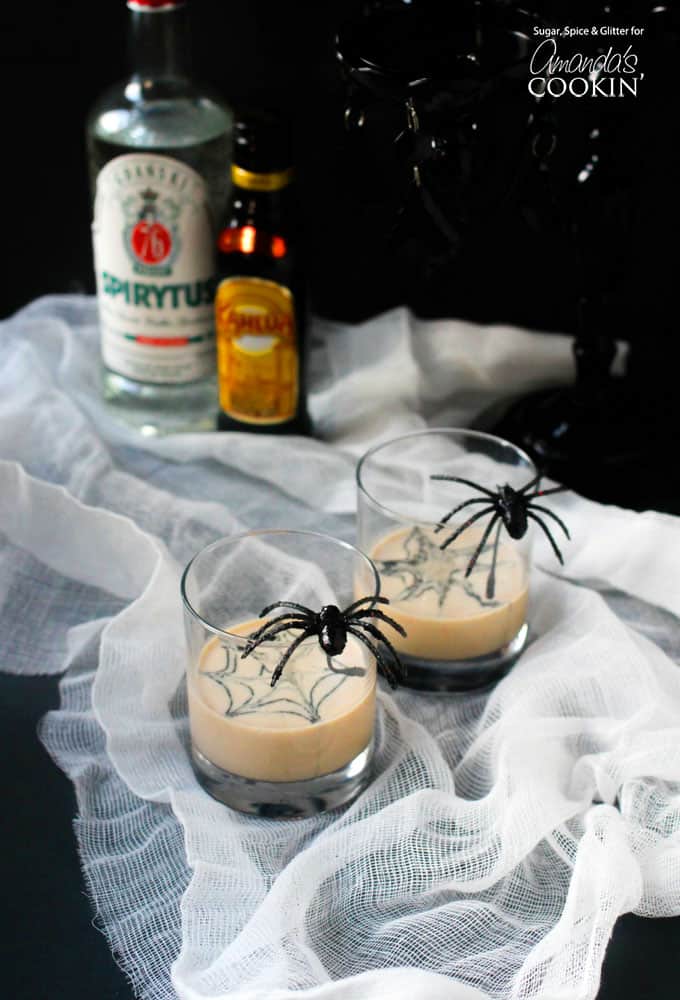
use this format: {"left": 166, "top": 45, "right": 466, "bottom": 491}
{"left": 2, "top": 295, "right": 680, "bottom": 1000}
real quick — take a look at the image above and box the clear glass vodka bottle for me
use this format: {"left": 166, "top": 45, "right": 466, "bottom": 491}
{"left": 87, "top": 0, "right": 232, "bottom": 434}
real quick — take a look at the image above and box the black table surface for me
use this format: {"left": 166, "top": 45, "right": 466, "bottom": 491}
{"left": 3, "top": 669, "right": 678, "bottom": 1000}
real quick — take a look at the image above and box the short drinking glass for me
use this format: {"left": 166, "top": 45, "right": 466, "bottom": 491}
{"left": 357, "top": 429, "right": 535, "bottom": 691}
{"left": 181, "top": 529, "right": 380, "bottom": 817}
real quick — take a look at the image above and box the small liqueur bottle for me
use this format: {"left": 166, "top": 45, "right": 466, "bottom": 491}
{"left": 215, "top": 116, "right": 311, "bottom": 434}
{"left": 87, "top": 0, "right": 232, "bottom": 434}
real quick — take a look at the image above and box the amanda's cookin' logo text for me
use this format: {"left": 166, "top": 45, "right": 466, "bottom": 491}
{"left": 528, "top": 24, "right": 645, "bottom": 99}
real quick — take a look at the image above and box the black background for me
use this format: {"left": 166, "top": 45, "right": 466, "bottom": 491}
{"left": 2, "top": 3, "right": 680, "bottom": 998}
{"left": 4, "top": 0, "right": 359, "bottom": 316}
{"left": 3, "top": 0, "right": 680, "bottom": 349}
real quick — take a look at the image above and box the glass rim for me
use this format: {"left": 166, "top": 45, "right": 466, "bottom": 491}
{"left": 355, "top": 426, "right": 537, "bottom": 527}
{"left": 180, "top": 528, "right": 382, "bottom": 642}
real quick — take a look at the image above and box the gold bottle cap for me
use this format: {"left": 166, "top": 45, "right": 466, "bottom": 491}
{"left": 231, "top": 164, "right": 294, "bottom": 192}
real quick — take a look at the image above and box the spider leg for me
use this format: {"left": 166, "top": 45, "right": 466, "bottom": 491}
{"left": 259, "top": 600, "right": 312, "bottom": 617}
{"left": 486, "top": 519, "right": 503, "bottom": 600}
{"left": 351, "top": 619, "right": 405, "bottom": 675}
{"left": 243, "top": 613, "right": 310, "bottom": 643}
{"left": 242, "top": 620, "right": 308, "bottom": 659}
{"left": 343, "top": 595, "right": 390, "bottom": 616}
{"left": 430, "top": 475, "right": 495, "bottom": 498}
{"left": 526, "top": 503, "right": 570, "bottom": 539}
{"left": 519, "top": 473, "right": 542, "bottom": 494}
{"left": 348, "top": 621, "right": 406, "bottom": 684}
{"left": 527, "top": 511, "right": 564, "bottom": 565}
{"left": 439, "top": 506, "right": 494, "bottom": 551}
{"left": 270, "top": 629, "right": 316, "bottom": 687}
{"left": 346, "top": 625, "right": 401, "bottom": 689}
{"left": 433, "top": 496, "right": 492, "bottom": 534}
{"left": 350, "top": 608, "right": 407, "bottom": 637}
{"left": 464, "top": 514, "right": 499, "bottom": 579}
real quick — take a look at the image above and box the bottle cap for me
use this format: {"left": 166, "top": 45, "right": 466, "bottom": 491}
{"left": 230, "top": 165, "right": 294, "bottom": 193}
{"left": 127, "top": 0, "right": 186, "bottom": 11}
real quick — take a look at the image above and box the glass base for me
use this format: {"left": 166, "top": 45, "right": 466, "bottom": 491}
{"left": 475, "top": 383, "right": 656, "bottom": 510}
{"left": 399, "top": 623, "right": 529, "bottom": 692}
{"left": 191, "top": 742, "right": 375, "bottom": 818}
{"left": 103, "top": 368, "right": 217, "bottom": 436}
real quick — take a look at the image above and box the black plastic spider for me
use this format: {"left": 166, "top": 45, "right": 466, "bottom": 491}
{"left": 241, "top": 596, "right": 407, "bottom": 689}
{"left": 430, "top": 473, "right": 570, "bottom": 599}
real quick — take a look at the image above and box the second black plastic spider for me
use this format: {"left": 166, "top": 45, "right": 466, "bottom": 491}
{"left": 241, "top": 596, "right": 407, "bottom": 688}
{"left": 431, "top": 473, "right": 570, "bottom": 599}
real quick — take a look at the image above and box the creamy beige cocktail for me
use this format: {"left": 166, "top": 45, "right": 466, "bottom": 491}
{"left": 370, "top": 525, "right": 528, "bottom": 662}
{"left": 188, "top": 620, "right": 375, "bottom": 783}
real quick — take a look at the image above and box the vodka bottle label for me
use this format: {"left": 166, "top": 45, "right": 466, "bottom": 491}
{"left": 93, "top": 153, "right": 216, "bottom": 384}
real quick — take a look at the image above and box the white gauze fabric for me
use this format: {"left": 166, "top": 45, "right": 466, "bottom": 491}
{"left": 1, "top": 295, "right": 679, "bottom": 1000}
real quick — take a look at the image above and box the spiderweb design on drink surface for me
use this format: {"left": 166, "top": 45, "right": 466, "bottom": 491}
{"left": 201, "top": 633, "right": 367, "bottom": 725}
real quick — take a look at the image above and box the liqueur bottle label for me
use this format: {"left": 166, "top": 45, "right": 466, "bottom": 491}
{"left": 93, "top": 153, "right": 216, "bottom": 384}
{"left": 215, "top": 276, "right": 299, "bottom": 424}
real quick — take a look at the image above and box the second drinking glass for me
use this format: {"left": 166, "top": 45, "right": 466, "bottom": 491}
{"left": 357, "top": 429, "right": 535, "bottom": 691}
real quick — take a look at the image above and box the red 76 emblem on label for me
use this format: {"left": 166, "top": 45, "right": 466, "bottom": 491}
{"left": 130, "top": 219, "right": 172, "bottom": 265}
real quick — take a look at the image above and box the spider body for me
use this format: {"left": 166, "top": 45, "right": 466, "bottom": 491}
{"left": 318, "top": 605, "right": 347, "bottom": 656}
{"left": 242, "top": 596, "right": 407, "bottom": 689}
{"left": 497, "top": 484, "right": 528, "bottom": 539}
{"left": 431, "top": 473, "right": 570, "bottom": 599}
